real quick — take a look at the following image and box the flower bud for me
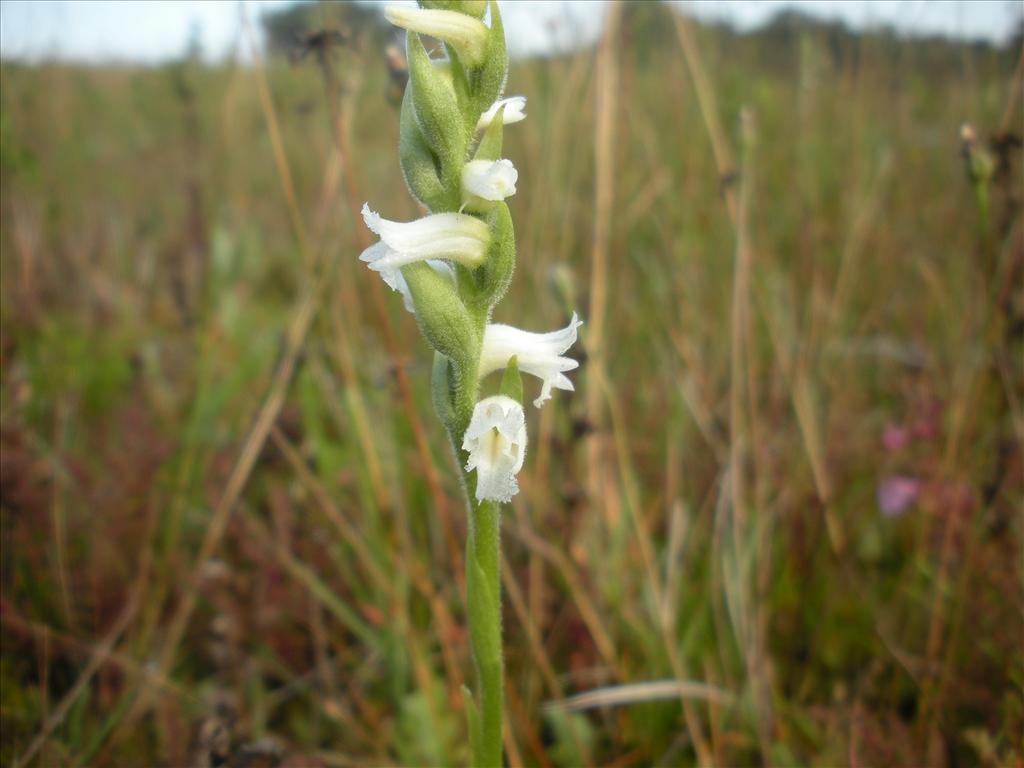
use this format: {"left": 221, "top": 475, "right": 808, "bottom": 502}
{"left": 385, "top": 5, "right": 488, "bottom": 67}
{"left": 463, "top": 159, "right": 518, "bottom": 204}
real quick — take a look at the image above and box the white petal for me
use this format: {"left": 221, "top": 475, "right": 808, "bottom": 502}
{"left": 359, "top": 241, "right": 402, "bottom": 290}
{"left": 476, "top": 96, "right": 527, "bottom": 131}
{"left": 391, "top": 269, "right": 416, "bottom": 313}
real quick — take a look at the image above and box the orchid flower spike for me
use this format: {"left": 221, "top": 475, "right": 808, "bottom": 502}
{"left": 463, "top": 158, "right": 518, "bottom": 202}
{"left": 478, "top": 314, "right": 583, "bottom": 408}
{"left": 476, "top": 96, "right": 527, "bottom": 131}
{"left": 384, "top": 5, "right": 488, "bottom": 67}
{"left": 463, "top": 395, "right": 528, "bottom": 503}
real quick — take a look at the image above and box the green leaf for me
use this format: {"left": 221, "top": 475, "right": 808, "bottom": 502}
{"left": 402, "top": 261, "right": 478, "bottom": 372}
{"left": 461, "top": 684, "right": 484, "bottom": 766}
{"left": 407, "top": 30, "right": 467, "bottom": 197}
{"left": 473, "top": 104, "right": 504, "bottom": 161}
{"left": 499, "top": 355, "right": 523, "bottom": 404}
{"left": 431, "top": 352, "right": 459, "bottom": 437}
{"left": 458, "top": 203, "right": 515, "bottom": 320}
{"left": 445, "top": 43, "right": 474, "bottom": 124}
{"left": 399, "top": 84, "right": 449, "bottom": 210}
{"left": 480, "top": 202, "right": 515, "bottom": 311}
{"left": 470, "top": 0, "right": 508, "bottom": 119}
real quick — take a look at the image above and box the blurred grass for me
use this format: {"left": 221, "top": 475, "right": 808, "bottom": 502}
{"left": 1, "top": 2, "right": 1022, "bottom": 766}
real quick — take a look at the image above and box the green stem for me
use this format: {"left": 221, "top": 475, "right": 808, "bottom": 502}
{"left": 433, "top": 333, "right": 503, "bottom": 767}
{"left": 457, "top": 460, "right": 503, "bottom": 768}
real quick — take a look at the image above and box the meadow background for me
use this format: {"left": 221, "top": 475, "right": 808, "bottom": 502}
{"left": 1, "top": 1, "right": 1022, "bottom": 766}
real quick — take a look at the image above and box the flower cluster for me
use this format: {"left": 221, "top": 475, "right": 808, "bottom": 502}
{"left": 358, "top": 1, "right": 582, "bottom": 505}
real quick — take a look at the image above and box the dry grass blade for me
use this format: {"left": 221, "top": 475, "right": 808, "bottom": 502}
{"left": 671, "top": 9, "right": 737, "bottom": 224}
{"left": 585, "top": 0, "right": 621, "bottom": 511}
{"left": 998, "top": 45, "right": 1024, "bottom": 133}
{"left": 544, "top": 680, "right": 736, "bottom": 714}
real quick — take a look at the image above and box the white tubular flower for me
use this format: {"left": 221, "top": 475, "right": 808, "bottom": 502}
{"left": 360, "top": 203, "right": 489, "bottom": 270}
{"left": 478, "top": 314, "right": 583, "bottom": 408}
{"left": 360, "top": 204, "right": 482, "bottom": 312}
{"left": 476, "top": 96, "right": 527, "bottom": 131}
{"left": 463, "top": 159, "right": 518, "bottom": 202}
{"left": 384, "top": 5, "right": 488, "bottom": 66}
{"left": 463, "top": 395, "right": 528, "bottom": 504}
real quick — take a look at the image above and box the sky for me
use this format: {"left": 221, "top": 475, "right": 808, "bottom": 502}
{"left": 0, "top": 0, "right": 1019, "bottom": 64}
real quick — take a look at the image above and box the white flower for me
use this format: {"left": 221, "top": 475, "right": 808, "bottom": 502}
{"left": 361, "top": 204, "right": 490, "bottom": 267}
{"left": 383, "top": 5, "right": 488, "bottom": 66}
{"left": 463, "top": 395, "right": 528, "bottom": 503}
{"left": 476, "top": 96, "right": 527, "bottom": 131}
{"left": 478, "top": 314, "right": 583, "bottom": 408}
{"left": 463, "top": 159, "right": 518, "bottom": 202}
{"left": 360, "top": 204, "right": 483, "bottom": 312}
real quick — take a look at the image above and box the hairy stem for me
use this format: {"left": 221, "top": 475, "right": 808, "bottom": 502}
{"left": 464, "top": 491, "right": 503, "bottom": 767}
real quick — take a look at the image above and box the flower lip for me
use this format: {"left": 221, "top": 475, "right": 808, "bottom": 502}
{"left": 476, "top": 96, "right": 527, "bottom": 131}
{"left": 463, "top": 158, "right": 518, "bottom": 202}
{"left": 478, "top": 314, "right": 583, "bottom": 408}
{"left": 463, "top": 395, "right": 528, "bottom": 503}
